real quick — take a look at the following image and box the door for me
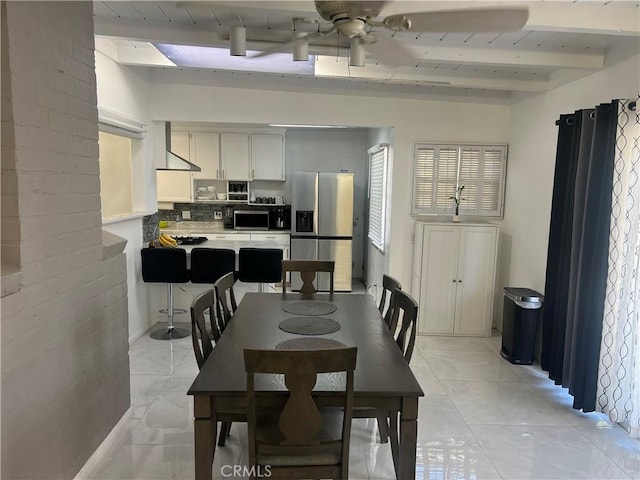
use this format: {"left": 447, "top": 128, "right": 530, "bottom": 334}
{"left": 251, "top": 134, "right": 284, "bottom": 180}
{"left": 318, "top": 173, "right": 354, "bottom": 237}
{"left": 318, "top": 239, "right": 352, "bottom": 292}
{"left": 290, "top": 238, "right": 318, "bottom": 291}
{"left": 191, "top": 132, "right": 219, "bottom": 180}
{"left": 220, "top": 133, "right": 250, "bottom": 180}
{"left": 454, "top": 226, "right": 497, "bottom": 336}
{"left": 418, "top": 225, "right": 459, "bottom": 334}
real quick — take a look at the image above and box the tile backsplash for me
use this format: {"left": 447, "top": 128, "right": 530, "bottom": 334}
{"left": 142, "top": 213, "right": 160, "bottom": 242}
{"left": 159, "top": 202, "right": 221, "bottom": 222}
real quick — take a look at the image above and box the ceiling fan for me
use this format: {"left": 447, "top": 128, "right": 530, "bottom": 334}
{"left": 252, "top": 1, "right": 529, "bottom": 66}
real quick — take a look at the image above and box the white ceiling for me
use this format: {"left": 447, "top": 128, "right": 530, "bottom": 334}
{"left": 93, "top": 1, "right": 640, "bottom": 103}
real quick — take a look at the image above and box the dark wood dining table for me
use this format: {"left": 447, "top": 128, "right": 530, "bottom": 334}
{"left": 188, "top": 292, "right": 424, "bottom": 479}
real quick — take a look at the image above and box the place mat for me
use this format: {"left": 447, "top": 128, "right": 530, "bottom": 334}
{"left": 278, "top": 317, "right": 341, "bottom": 335}
{"left": 275, "top": 338, "right": 347, "bottom": 350}
{"left": 282, "top": 300, "right": 337, "bottom": 316}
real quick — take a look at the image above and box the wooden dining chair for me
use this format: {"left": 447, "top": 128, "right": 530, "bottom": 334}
{"left": 189, "top": 289, "right": 231, "bottom": 447}
{"left": 388, "top": 289, "right": 419, "bottom": 362}
{"left": 379, "top": 274, "right": 401, "bottom": 329}
{"left": 282, "top": 259, "right": 335, "bottom": 295}
{"left": 244, "top": 347, "right": 357, "bottom": 480}
{"left": 352, "top": 273, "right": 401, "bottom": 444}
{"left": 386, "top": 289, "right": 419, "bottom": 467}
{"left": 211, "top": 271, "right": 240, "bottom": 446}
{"left": 213, "top": 271, "right": 238, "bottom": 334}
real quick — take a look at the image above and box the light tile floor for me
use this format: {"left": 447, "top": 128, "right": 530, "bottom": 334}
{"left": 77, "top": 284, "right": 639, "bottom": 480}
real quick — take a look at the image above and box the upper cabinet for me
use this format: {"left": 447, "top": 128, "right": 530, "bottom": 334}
{"left": 220, "top": 133, "right": 250, "bottom": 180}
{"left": 191, "top": 132, "right": 220, "bottom": 180}
{"left": 157, "top": 126, "right": 286, "bottom": 204}
{"left": 251, "top": 134, "right": 285, "bottom": 181}
{"left": 220, "top": 131, "right": 286, "bottom": 181}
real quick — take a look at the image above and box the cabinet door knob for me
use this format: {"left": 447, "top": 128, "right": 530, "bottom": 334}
{"left": 458, "top": 279, "right": 462, "bottom": 283}
{"left": 452, "top": 279, "right": 456, "bottom": 283}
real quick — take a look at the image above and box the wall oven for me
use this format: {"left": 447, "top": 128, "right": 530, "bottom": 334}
{"left": 233, "top": 210, "right": 270, "bottom": 230}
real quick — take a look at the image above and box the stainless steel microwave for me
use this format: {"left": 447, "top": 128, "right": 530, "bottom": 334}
{"left": 233, "top": 210, "right": 269, "bottom": 230}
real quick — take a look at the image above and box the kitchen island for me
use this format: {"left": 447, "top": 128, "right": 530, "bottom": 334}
{"left": 145, "top": 222, "right": 291, "bottom": 326}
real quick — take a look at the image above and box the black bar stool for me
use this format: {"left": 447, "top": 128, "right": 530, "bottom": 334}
{"left": 141, "top": 247, "right": 190, "bottom": 340}
{"left": 237, "top": 248, "right": 283, "bottom": 292}
{"left": 189, "top": 248, "right": 236, "bottom": 285}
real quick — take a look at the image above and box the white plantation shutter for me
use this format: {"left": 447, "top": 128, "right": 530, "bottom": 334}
{"left": 479, "top": 146, "right": 506, "bottom": 216}
{"left": 413, "top": 145, "right": 436, "bottom": 210}
{"left": 412, "top": 143, "right": 507, "bottom": 217}
{"left": 435, "top": 147, "right": 459, "bottom": 214}
{"left": 459, "top": 147, "right": 480, "bottom": 212}
{"left": 368, "top": 144, "right": 388, "bottom": 251}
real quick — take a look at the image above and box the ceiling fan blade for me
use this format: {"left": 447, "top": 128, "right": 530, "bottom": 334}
{"left": 383, "top": 7, "right": 529, "bottom": 33}
{"left": 361, "top": 34, "right": 418, "bottom": 67}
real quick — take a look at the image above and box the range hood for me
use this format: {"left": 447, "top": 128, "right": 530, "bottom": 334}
{"left": 156, "top": 122, "right": 201, "bottom": 172}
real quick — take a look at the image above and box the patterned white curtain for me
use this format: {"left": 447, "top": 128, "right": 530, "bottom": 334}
{"left": 598, "top": 97, "right": 640, "bottom": 438}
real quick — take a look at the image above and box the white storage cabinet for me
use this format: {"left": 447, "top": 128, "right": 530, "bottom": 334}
{"left": 412, "top": 222, "right": 498, "bottom": 336}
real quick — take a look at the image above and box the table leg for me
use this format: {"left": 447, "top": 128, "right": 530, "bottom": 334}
{"left": 194, "top": 396, "right": 216, "bottom": 480}
{"left": 399, "top": 397, "right": 418, "bottom": 480}
{"left": 389, "top": 411, "right": 400, "bottom": 479}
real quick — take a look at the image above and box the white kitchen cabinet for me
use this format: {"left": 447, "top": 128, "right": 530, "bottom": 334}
{"left": 250, "top": 232, "right": 290, "bottom": 258}
{"left": 251, "top": 134, "right": 285, "bottom": 181}
{"left": 412, "top": 222, "right": 498, "bottom": 337}
{"left": 157, "top": 132, "right": 192, "bottom": 202}
{"left": 220, "top": 133, "right": 250, "bottom": 180}
{"left": 208, "top": 232, "right": 251, "bottom": 241}
{"left": 191, "top": 132, "right": 220, "bottom": 180}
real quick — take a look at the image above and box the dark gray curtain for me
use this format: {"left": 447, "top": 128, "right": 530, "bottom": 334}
{"left": 541, "top": 101, "right": 618, "bottom": 411}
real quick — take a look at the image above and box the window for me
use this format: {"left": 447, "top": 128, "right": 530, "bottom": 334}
{"left": 368, "top": 143, "right": 389, "bottom": 252}
{"left": 412, "top": 143, "right": 507, "bottom": 217}
{"left": 99, "top": 131, "right": 134, "bottom": 217}
{"left": 97, "top": 108, "right": 146, "bottom": 220}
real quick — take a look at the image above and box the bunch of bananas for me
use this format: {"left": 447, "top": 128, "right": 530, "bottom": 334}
{"left": 157, "top": 233, "right": 178, "bottom": 247}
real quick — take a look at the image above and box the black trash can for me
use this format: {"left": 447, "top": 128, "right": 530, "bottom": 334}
{"left": 501, "top": 287, "right": 544, "bottom": 365}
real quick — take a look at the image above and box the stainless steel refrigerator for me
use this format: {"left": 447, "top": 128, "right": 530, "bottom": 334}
{"left": 291, "top": 171, "right": 354, "bottom": 292}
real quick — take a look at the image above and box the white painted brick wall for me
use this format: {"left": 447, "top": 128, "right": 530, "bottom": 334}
{"left": 1, "top": 2, "right": 130, "bottom": 479}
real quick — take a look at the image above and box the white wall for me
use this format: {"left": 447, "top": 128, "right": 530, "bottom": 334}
{"left": 95, "top": 51, "right": 155, "bottom": 341}
{"left": 102, "top": 218, "right": 149, "bottom": 342}
{"left": 2, "top": 4, "right": 129, "bottom": 478}
{"left": 497, "top": 53, "right": 640, "bottom": 329}
{"left": 148, "top": 72, "right": 511, "bottom": 290}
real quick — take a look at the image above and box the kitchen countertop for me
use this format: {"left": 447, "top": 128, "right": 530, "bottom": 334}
{"left": 159, "top": 221, "right": 290, "bottom": 236}
{"left": 174, "top": 239, "right": 288, "bottom": 253}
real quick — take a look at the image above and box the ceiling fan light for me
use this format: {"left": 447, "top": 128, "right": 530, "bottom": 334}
{"left": 292, "top": 32, "right": 308, "bottom": 61}
{"left": 230, "top": 26, "right": 246, "bottom": 56}
{"left": 349, "top": 37, "right": 365, "bottom": 67}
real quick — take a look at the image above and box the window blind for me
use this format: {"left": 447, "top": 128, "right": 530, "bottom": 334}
{"left": 368, "top": 144, "right": 388, "bottom": 252}
{"left": 412, "top": 143, "right": 507, "bottom": 217}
